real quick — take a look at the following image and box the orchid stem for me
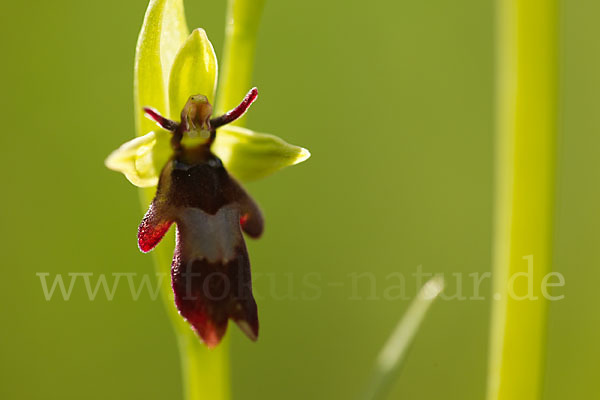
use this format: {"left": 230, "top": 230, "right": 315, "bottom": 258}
{"left": 486, "top": 0, "right": 558, "bottom": 399}
{"left": 216, "top": 0, "right": 266, "bottom": 120}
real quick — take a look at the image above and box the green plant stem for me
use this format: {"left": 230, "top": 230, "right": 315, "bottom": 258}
{"left": 178, "top": 327, "right": 231, "bottom": 400}
{"left": 487, "top": 1, "right": 558, "bottom": 399}
{"left": 216, "top": 0, "right": 266, "bottom": 118}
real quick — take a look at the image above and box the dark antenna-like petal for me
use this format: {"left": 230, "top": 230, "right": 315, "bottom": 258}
{"left": 210, "top": 87, "right": 259, "bottom": 128}
{"left": 143, "top": 107, "right": 180, "bottom": 131}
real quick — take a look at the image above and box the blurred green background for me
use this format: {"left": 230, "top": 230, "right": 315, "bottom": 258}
{"left": 1, "top": 0, "right": 597, "bottom": 399}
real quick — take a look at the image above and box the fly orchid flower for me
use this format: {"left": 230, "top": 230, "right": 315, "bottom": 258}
{"left": 105, "top": 4, "right": 309, "bottom": 348}
{"left": 138, "top": 88, "right": 264, "bottom": 347}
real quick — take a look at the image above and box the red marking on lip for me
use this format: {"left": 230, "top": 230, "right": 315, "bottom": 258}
{"left": 138, "top": 219, "right": 173, "bottom": 253}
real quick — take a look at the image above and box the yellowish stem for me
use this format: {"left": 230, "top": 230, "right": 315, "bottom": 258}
{"left": 216, "top": 0, "right": 266, "bottom": 119}
{"left": 487, "top": 1, "right": 558, "bottom": 399}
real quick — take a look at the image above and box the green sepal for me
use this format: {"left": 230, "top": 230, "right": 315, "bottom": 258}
{"left": 134, "top": 0, "right": 189, "bottom": 136}
{"left": 169, "top": 28, "right": 218, "bottom": 120}
{"left": 213, "top": 126, "right": 310, "bottom": 182}
{"left": 105, "top": 130, "right": 171, "bottom": 187}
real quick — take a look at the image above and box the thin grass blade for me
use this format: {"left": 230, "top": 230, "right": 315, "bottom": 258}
{"left": 363, "top": 276, "right": 444, "bottom": 400}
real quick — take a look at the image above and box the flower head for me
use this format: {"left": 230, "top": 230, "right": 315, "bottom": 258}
{"left": 105, "top": 0, "right": 309, "bottom": 348}
{"left": 137, "top": 87, "right": 264, "bottom": 347}
{"left": 105, "top": 27, "right": 309, "bottom": 187}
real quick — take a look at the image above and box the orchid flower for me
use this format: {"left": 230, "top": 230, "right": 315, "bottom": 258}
{"left": 105, "top": 1, "right": 309, "bottom": 348}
